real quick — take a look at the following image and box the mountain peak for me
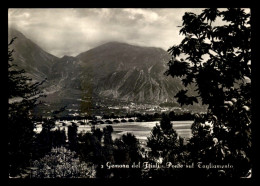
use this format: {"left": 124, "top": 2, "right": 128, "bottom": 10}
{"left": 103, "top": 41, "right": 128, "bottom": 45}
{"left": 95, "top": 41, "right": 137, "bottom": 50}
{"left": 8, "top": 28, "right": 59, "bottom": 81}
{"left": 61, "top": 55, "right": 75, "bottom": 60}
{"left": 77, "top": 41, "right": 167, "bottom": 60}
{"left": 101, "top": 41, "right": 164, "bottom": 51}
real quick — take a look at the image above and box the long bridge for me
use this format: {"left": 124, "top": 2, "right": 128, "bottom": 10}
{"left": 35, "top": 117, "right": 138, "bottom": 127}
{"left": 33, "top": 117, "right": 138, "bottom": 134}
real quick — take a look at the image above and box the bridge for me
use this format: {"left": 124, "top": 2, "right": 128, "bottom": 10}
{"left": 52, "top": 117, "right": 138, "bottom": 126}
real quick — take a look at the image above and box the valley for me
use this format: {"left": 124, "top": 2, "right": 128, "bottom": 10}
{"left": 8, "top": 28, "right": 207, "bottom": 118}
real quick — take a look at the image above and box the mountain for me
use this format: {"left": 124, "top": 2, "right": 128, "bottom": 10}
{"left": 8, "top": 29, "right": 205, "bottom": 115}
{"left": 48, "top": 41, "right": 187, "bottom": 105}
{"left": 8, "top": 28, "right": 58, "bottom": 82}
{"left": 77, "top": 42, "right": 184, "bottom": 103}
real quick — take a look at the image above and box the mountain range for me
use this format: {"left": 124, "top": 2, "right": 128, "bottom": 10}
{"left": 8, "top": 28, "right": 205, "bottom": 115}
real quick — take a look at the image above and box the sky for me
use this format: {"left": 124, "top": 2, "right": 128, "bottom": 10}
{"left": 8, "top": 8, "right": 249, "bottom": 58}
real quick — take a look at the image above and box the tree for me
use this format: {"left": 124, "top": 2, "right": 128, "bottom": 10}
{"left": 34, "top": 119, "right": 56, "bottom": 158}
{"left": 31, "top": 147, "right": 96, "bottom": 178}
{"left": 77, "top": 130, "right": 103, "bottom": 168}
{"left": 103, "top": 125, "right": 113, "bottom": 145}
{"left": 52, "top": 127, "right": 66, "bottom": 148}
{"left": 115, "top": 133, "right": 141, "bottom": 164}
{"left": 34, "top": 115, "right": 67, "bottom": 159}
{"left": 166, "top": 8, "right": 251, "bottom": 177}
{"left": 146, "top": 115, "right": 187, "bottom": 178}
{"left": 77, "top": 126, "right": 113, "bottom": 178}
{"left": 8, "top": 38, "right": 46, "bottom": 177}
{"left": 168, "top": 111, "right": 176, "bottom": 120}
{"left": 113, "top": 133, "right": 143, "bottom": 178}
{"left": 98, "top": 125, "right": 114, "bottom": 178}
{"left": 68, "top": 122, "right": 78, "bottom": 151}
{"left": 147, "top": 115, "right": 183, "bottom": 160}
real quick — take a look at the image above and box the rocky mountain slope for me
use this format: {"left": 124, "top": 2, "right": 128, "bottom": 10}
{"left": 8, "top": 28, "right": 204, "bottom": 114}
{"left": 8, "top": 28, "right": 58, "bottom": 82}
{"left": 50, "top": 41, "right": 185, "bottom": 104}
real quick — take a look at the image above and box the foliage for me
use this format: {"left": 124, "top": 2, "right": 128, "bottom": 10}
{"left": 102, "top": 125, "right": 114, "bottom": 169}
{"left": 112, "top": 133, "right": 143, "bottom": 178}
{"left": 78, "top": 131, "right": 103, "bottom": 165}
{"left": 166, "top": 8, "right": 251, "bottom": 113}
{"left": 77, "top": 125, "right": 144, "bottom": 178}
{"left": 145, "top": 115, "right": 187, "bottom": 177}
{"left": 68, "top": 122, "right": 78, "bottom": 151}
{"left": 33, "top": 120, "right": 66, "bottom": 159}
{"left": 147, "top": 115, "right": 185, "bottom": 161}
{"left": 103, "top": 125, "right": 114, "bottom": 145}
{"left": 31, "top": 147, "right": 96, "bottom": 178}
{"left": 8, "top": 38, "right": 46, "bottom": 177}
{"left": 166, "top": 8, "right": 251, "bottom": 177}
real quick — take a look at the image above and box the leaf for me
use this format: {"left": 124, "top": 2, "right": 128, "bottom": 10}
{"left": 221, "top": 8, "right": 248, "bottom": 25}
{"left": 165, "top": 60, "right": 190, "bottom": 78}
{"left": 182, "top": 76, "right": 193, "bottom": 87}
{"left": 200, "top": 8, "right": 220, "bottom": 23}
{"left": 167, "top": 45, "right": 181, "bottom": 57}
{"left": 174, "top": 90, "right": 198, "bottom": 106}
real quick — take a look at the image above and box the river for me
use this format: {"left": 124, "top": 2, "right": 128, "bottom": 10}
{"left": 34, "top": 120, "right": 193, "bottom": 143}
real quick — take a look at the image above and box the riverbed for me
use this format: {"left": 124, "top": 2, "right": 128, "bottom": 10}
{"left": 34, "top": 120, "right": 193, "bottom": 143}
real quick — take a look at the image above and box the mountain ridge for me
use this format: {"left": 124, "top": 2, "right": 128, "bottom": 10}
{"left": 8, "top": 28, "right": 206, "bottom": 114}
{"left": 8, "top": 28, "right": 59, "bottom": 82}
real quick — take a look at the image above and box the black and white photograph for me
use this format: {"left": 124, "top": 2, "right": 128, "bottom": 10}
{"left": 8, "top": 7, "right": 253, "bottom": 180}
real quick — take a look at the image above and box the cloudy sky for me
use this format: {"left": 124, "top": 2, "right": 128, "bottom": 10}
{"left": 8, "top": 8, "right": 229, "bottom": 57}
